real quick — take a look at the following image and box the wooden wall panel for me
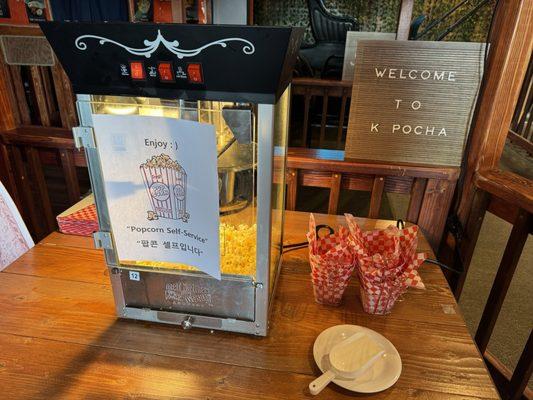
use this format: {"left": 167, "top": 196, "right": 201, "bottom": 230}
{"left": 50, "top": 62, "right": 78, "bottom": 129}
{"left": 0, "top": 59, "right": 17, "bottom": 131}
{"left": 8, "top": 65, "right": 32, "bottom": 125}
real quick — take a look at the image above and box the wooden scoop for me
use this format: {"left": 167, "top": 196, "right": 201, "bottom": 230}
{"left": 309, "top": 331, "right": 385, "bottom": 395}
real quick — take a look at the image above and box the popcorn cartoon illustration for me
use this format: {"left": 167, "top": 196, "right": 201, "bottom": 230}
{"left": 140, "top": 154, "right": 189, "bottom": 222}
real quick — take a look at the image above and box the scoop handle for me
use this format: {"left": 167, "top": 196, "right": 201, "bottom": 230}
{"left": 309, "top": 370, "right": 336, "bottom": 395}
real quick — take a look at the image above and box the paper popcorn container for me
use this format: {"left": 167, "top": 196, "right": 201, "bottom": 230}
{"left": 345, "top": 213, "right": 428, "bottom": 315}
{"left": 345, "top": 213, "right": 427, "bottom": 290}
{"left": 359, "top": 283, "right": 404, "bottom": 315}
{"left": 355, "top": 252, "right": 410, "bottom": 314}
{"left": 140, "top": 154, "right": 188, "bottom": 222}
{"left": 310, "top": 265, "right": 353, "bottom": 306}
{"left": 56, "top": 194, "right": 99, "bottom": 237}
{"left": 307, "top": 214, "right": 356, "bottom": 306}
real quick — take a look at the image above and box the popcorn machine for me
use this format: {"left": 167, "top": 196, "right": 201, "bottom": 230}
{"left": 41, "top": 22, "right": 303, "bottom": 336}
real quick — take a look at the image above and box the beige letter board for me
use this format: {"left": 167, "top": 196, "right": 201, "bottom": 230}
{"left": 345, "top": 40, "right": 485, "bottom": 166}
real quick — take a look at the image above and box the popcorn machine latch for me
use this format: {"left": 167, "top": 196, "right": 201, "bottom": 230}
{"left": 93, "top": 231, "right": 113, "bottom": 250}
{"left": 181, "top": 316, "right": 194, "bottom": 330}
{"left": 73, "top": 126, "right": 96, "bottom": 149}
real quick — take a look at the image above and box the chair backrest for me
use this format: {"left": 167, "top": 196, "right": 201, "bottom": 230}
{"left": 0, "top": 181, "right": 34, "bottom": 270}
{"left": 307, "top": 0, "right": 358, "bottom": 43}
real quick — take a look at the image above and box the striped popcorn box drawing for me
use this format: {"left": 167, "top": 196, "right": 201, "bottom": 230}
{"left": 140, "top": 154, "right": 189, "bottom": 222}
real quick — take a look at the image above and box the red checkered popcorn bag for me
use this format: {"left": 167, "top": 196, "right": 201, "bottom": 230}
{"left": 345, "top": 214, "right": 427, "bottom": 315}
{"left": 307, "top": 214, "right": 356, "bottom": 306}
{"left": 57, "top": 195, "right": 99, "bottom": 237}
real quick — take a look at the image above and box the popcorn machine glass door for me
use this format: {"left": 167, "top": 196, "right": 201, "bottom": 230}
{"left": 76, "top": 95, "right": 283, "bottom": 334}
{"left": 87, "top": 96, "right": 257, "bottom": 276}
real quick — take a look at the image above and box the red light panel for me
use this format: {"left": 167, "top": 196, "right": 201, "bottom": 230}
{"left": 130, "top": 62, "right": 145, "bottom": 80}
{"left": 158, "top": 62, "right": 175, "bottom": 82}
{"left": 187, "top": 63, "right": 203, "bottom": 84}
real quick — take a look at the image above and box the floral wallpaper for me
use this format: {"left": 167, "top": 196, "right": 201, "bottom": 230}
{"left": 254, "top": 0, "right": 495, "bottom": 44}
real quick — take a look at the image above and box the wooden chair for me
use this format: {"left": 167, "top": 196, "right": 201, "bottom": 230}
{"left": 0, "top": 180, "right": 34, "bottom": 270}
{"left": 277, "top": 147, "right": 460, "bottom": 252}
{"left": 451, "top": 169, "right": 532, "bottom": 400}
{"left": 290, "top": 78, "right": 352, "bottom": 149}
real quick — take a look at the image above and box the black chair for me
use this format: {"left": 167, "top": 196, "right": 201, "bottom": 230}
{"left": 409, "top": 15, "right": 427, "bottom": 40}
{"left": 299, "top": 0, "right": 359, "bottom": 78}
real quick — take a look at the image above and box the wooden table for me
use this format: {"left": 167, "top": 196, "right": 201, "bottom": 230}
{"left": 0, "top": 211, "right": 498, "bottom": 399}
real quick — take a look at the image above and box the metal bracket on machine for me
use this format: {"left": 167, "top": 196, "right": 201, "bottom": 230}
{"left": 73, "top": 126, "right": 96, "bottom": 149}
{"left": 93, "top": 231, "right": 113, "bottom": 250}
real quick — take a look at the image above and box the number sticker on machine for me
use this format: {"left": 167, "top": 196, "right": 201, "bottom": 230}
{"left": 129, "top": 271, "right": 141, "bottom": 281}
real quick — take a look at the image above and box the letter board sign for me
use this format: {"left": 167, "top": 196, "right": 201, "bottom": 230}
{"left": 345, "top": 40, "right": 485, "bottom": 166}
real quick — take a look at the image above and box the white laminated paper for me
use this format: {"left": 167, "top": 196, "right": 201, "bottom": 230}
{"left": 92, "top": 114, "right": 221, "bottom": 279}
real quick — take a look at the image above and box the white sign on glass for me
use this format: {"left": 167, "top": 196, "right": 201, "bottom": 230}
{"left": 92, "top": 115, "right": 221, "bottom": 279}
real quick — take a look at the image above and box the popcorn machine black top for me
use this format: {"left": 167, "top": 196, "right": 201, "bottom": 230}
{"left": 41, "top": 22, "right": 302, "bottom": 103}
{"left": 40, "top": 22, "right": 303, "bottom": 336}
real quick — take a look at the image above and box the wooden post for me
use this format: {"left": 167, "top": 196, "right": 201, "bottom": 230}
{"left": 50, "top": 62, "right": 78, "bottom": 129}
{"left": 396, "top": 0, "right": 414, "bottom": 40}
{"left": 59, "top": 149, "right": 81, "bottom": 205}
{"left": 336, "top": 88, "right": 349, "bottom": 149}
{"left": 302, "top": 88, "right": 311, "bottom": 147}
{"left": 40, "top": 66, "right": 58, "bottom": 125}
{"left": 29, "top": 66, "right": 51, "bottom": 127}
{"left": 286, "top": 168, "right": 298, "bottom": 211}
{"left": 474, "top": 209, "right": 531, "bottom": 354}
{"left": 327, "top": 173, "right": 341, "bottom": 215}
{"left": 8, "top": 66, "right": 32, "bottom": 125}
{"left": 406, "top": 177, "right": 427, "bottom": 223}
{"left": 25, "top": 147, "right": 56, "bottom": 232}
{"left": 59, "top": 65, "right": 78, "bottom": 128}
{"left": 247, "top": 0, "right": 254, "bottom": 25}
{"left": 0, "top": 61, "right": 20, "bottom": 128}
{"left": 509, "top": 330, "right": 533, "bottom": 400}
{"left": 457, "top": 0, "right": 533, "bottom": 226}
{"left": 417, "top": 179, "right": 456, "bottom": 251}
{"left": 368, "top": 176, "right": 384, "bottom": 218}
{"left": 12, "top": 146, "right": 44, "bottom": 240}
{"left": 0, "top": 58, "right": 23, "bottom": 210}
{"left": 318, "top": 88, "right": 329, "bottom": 148}
{"left": 0, "top": 143, "right": 21, "bottom": 210}
{"left": 171, "top": 0, "right": 185, "bottom": 23}
{"left": 453, "top": 189, "right": 491, "bottom": 298}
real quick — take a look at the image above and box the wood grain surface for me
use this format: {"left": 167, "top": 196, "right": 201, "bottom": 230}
{"left": 455, "top": 0, "right": 532, "bottom": 225}
{"left": 0, "top": 211, "right": 498, "bottom": 399}
{"left": 475, "top": 169, "right": 533, "bottom": 215}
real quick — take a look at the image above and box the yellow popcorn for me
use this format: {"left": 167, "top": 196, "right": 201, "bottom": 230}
{"left": 130, "top": 223, "right": 257, "bottom": 277}
{"left": 142, "top": 153, "right": 184, "bottom": 170}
